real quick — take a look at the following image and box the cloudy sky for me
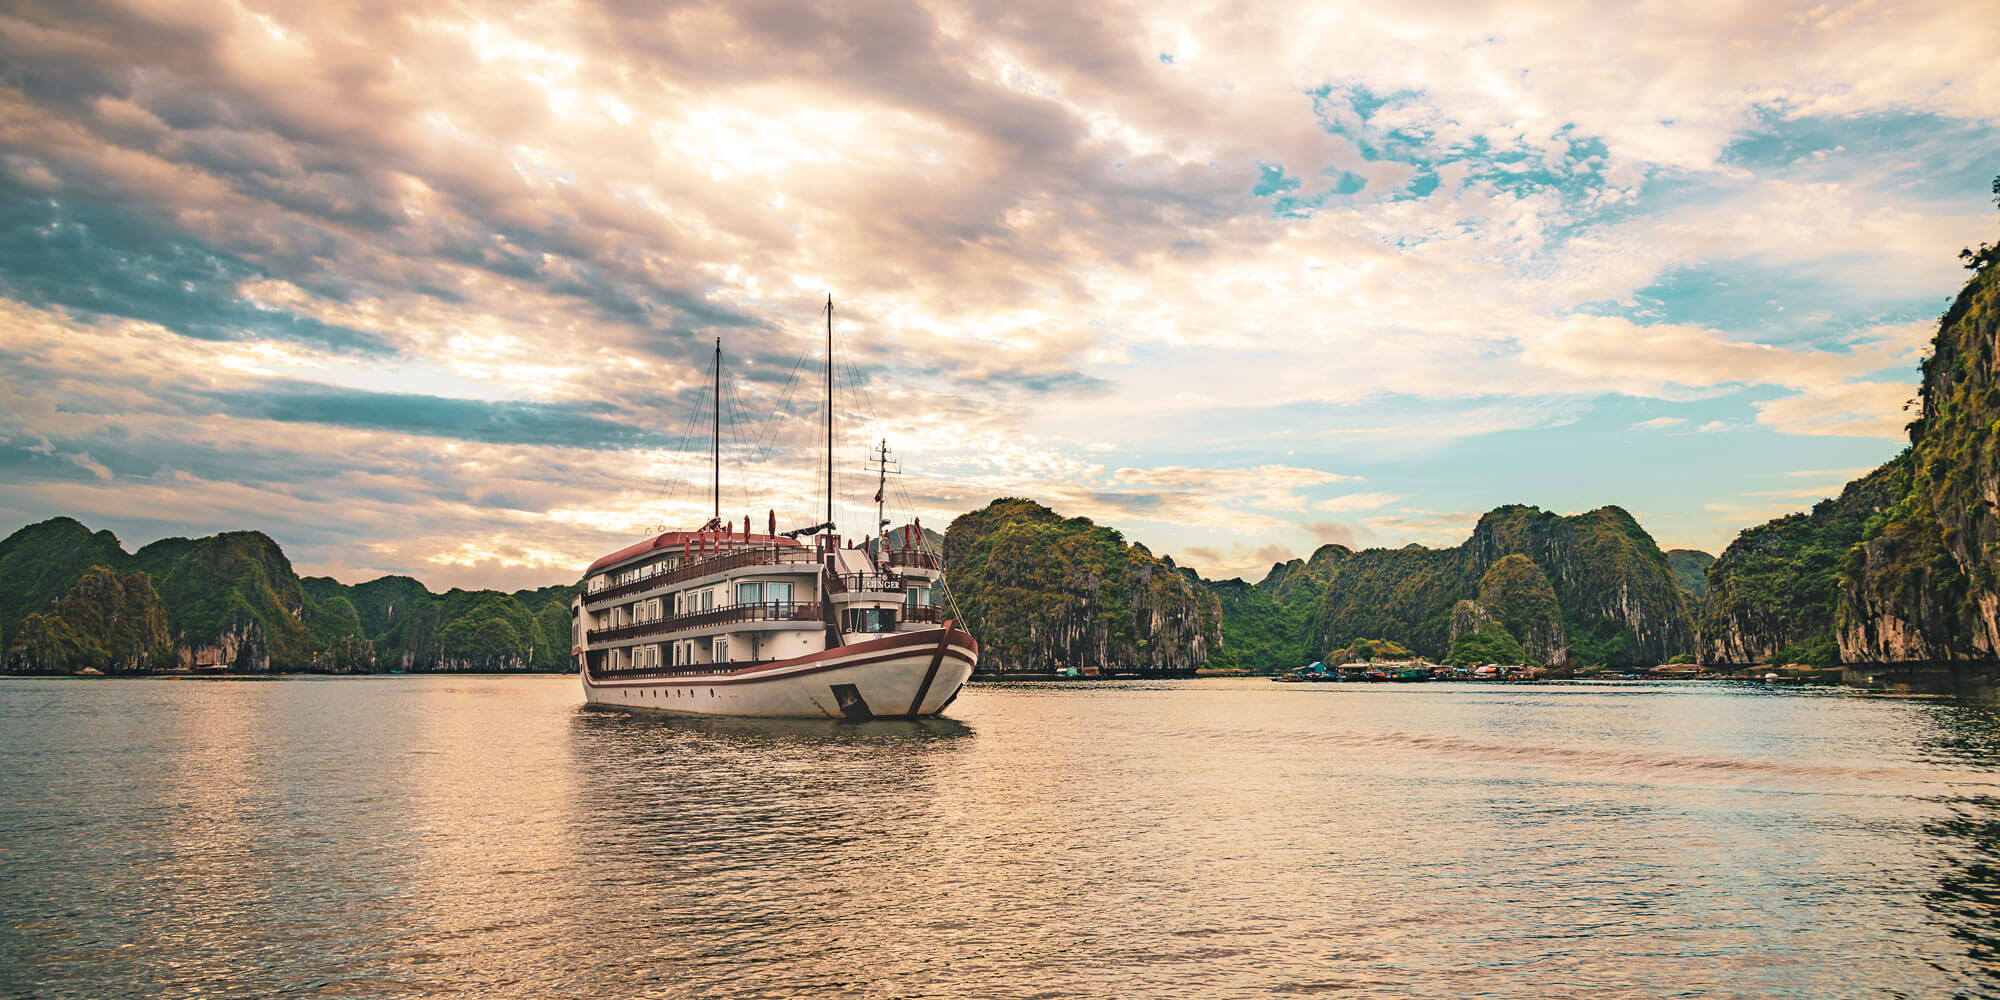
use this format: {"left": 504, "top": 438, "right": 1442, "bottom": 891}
{"left": 2, "top": 0, "right": 1997, "bottom": 590}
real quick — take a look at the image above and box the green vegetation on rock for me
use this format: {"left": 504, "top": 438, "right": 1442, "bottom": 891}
{"left": 1200, "top": 504, "right": 1690, "bottom": 670}
{"left": 1697, "top": 182, "right": 2000, "bottom": 668}
{"left": 4, "top": 566, "right": 173, "bottom": 673}
{"left": 135, "top": 531, "right": 311, "bottom": 670}
{"left": 1839, "top": 222, "right": 2000, "bottom": 663}
{"left": 1, "top": 518, "right": 580, "bottom": 674}
{"left": 1697, "top": 459, "right": 1907, "bottom": 667}
{"left": 1446, "top": 620, "right": 1527, "bottom": 666}
{"left": 943, "top": 498, "right": 1220, "bottom": 675}
{"left": 1471, "top": 554, "right": 1565, "bottom": 665}
{"left": 1667, "top": 549, "right": 1714, "bottom": 602}
{"left": 0, "top": 517, "right": 127, "bottom": 653}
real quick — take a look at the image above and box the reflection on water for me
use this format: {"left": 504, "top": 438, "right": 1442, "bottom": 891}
{"left": 1929, "top": 797, "right": 2000, "bottom": 998}
{"left": 4, "top": 676, "right": 2000, "bottom": 998}
{"left": 1920, "top": 700, "right": 2000, "bottom": 998}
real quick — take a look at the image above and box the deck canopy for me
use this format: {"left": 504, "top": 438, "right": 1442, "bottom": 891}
{"left": 586, "top": 531, "right": 803, "bottom": 575}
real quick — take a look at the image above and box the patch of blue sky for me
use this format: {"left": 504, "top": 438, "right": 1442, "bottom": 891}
{"left": 1580, "top": 259, "right": 1949, "bottom": 359}
{"left": 1291, "top": 85, "right": 1623, "bottom": 237}
{"left": 1252, "top": 162, "right": 1300, "bottom": 197}
{"left": 1290, "top": 392, "right": 1906, "bottom": 550}
{"left": 1252, "top": 162, "right": 1324, "bottom": 218}
{"left": 1722, "top": 108, "right": 2000, "bottom": 203}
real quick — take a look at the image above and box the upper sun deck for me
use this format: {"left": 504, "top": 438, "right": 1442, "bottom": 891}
{"left": 586, "top": 530, "right": 803, "bottom": 577}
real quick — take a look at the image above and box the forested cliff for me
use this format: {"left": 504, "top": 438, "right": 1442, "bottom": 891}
{"left": 1839, "top": 257, "right": 2000, "bottom": 663}
{"left": 1697, "top": 235, "right": 2000, "bottom": 670}
{"left": 943, "top": 498, "right": 1221, "bottom": 675}
{"left": 0, "top": 517, "right": 578, "bottom": 674}
{"left": 1206, "top": 504, "right": 1692, "bottom": 670}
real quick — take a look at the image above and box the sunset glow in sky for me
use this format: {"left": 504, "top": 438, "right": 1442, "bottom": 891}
{"left": 2, "top": 0, "right": 1998, "bottom": 588}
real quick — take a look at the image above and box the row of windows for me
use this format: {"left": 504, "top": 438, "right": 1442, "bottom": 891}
{"left": 589, "top": 555, "right": 685, "bottom": 592}
{"left": 603, "top": 580, "right": 933, "bottom": 634}
{"left": 605, "top": 638, "right": 733, "bottom": 669}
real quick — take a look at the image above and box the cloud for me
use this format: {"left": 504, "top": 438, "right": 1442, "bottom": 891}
{"left": 1111, "top": 464, "right": 1355, "bottom": 510}
{"left": 1785, "top": 466, "right": 1876, "bottom": 478}
{"left": 1301, "top": 520, "right": 1361, "bottom": 547}
{"left": 1753, "top": 381, "right": 1914, "bottom": 438}
{"left": 1253, "top": 543, "right": 1293, "bottom": 564}
{"left": 1630, "top": 417, "right": 1685, "bottom": 430}
{"left": 1312, "top": 492, "right": 1399, "bottom": 513}
{"left": 215, "top": 383, "right": 653, "bottom": 449}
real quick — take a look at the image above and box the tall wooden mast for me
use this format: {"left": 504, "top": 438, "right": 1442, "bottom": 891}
{"left": 825, "top": 295, "right": 834, "bottom": 533}
{"left": 711, "top": 337, "right": 721, "bottom": 525}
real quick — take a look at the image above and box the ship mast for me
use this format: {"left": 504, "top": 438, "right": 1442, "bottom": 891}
{"left": 711, "top": 336, "right": 721, "bottom": 526}
{"left": 825, "top": 295, "right": 834, "bottom": 534}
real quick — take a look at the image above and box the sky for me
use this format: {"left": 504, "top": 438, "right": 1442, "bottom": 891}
{"left": 1, "top": 0, "right": 1997, "bottom": 591}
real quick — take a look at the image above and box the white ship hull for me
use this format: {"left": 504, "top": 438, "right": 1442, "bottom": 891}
{"left": 580, "top": 627, "right": 976, "bottom": 719}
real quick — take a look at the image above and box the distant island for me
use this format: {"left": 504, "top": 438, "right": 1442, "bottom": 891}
{"left": 6, "top": 226, "right": 1999, "bottom": 687}
{"left": 0, "top": 522, "right": 577, "bottom": 674}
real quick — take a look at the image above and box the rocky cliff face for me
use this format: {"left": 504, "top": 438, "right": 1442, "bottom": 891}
{"left": 1697, "top": 460, "right": 1909, "bottom": 667}
{"left": 4, "top": 565, "right": 173, "bottom": 673}
{"left": 0, "top": 518, "right": 127, "bottom": 654}
{"left": 1839, "top": 262, "right": 2000, "bottom": 663}
{"left": 178, "top": 620, "right": 276, "bottom": 672}
{"left": 1290, "top": 505, "right": 1689, "bottom": 667}
{"left": 944, "top": 498, "right": 1221, "bottom": 675}
{"left": 0, "top": 517, "right": 579, "bottom": 673}
{"left": 1696, "top": 241, "right": 2000, "bottom": 670}
{"left": 1462, "top": 554, "right": 1568, "bottom": 666}
{"left": 135, "top": 531, "right": 308, "bottom": 671}
{"left": 1466, "top": 506, "right": 1690, "bottom": 665}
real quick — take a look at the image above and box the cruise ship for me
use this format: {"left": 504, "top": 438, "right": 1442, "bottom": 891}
{"left": 571, "top": 298, "right": 977, "bottom": 719}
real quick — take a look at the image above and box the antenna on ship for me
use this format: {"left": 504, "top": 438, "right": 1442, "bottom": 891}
{"left": 867, "top": 438, "right": 898, "bottom": 553}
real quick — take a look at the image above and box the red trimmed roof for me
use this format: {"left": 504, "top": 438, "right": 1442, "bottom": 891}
{"left": 585, "top": 530, "right": 803, "bottom": 575}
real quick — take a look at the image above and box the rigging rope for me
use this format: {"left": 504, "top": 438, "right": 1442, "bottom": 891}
{"left": 829, "top": 321, "right": 968, "bottom": 629}
{"left": 652, "top": 356, "right": 715, "bottom": 533}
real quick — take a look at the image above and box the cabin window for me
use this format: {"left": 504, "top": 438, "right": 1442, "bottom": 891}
{"left": 712, "top": 638, "right": 729, "bottom": 663}
{"left": 701, "top": 590, "right": 715, "bottom": 612}
{"left": 767, "top": 581, "right": 793, "bottom": 604}
{"left": 905, "top": 586, "right": 933, "bottom": 608}
{"left": 844, "top": 608, "right": 897, "bottom": 633}
{"left": 737, "top": 581, "right": 763, "bottom": 604}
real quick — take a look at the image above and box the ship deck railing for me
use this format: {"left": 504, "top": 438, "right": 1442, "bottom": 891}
{"left": 884, "top": 550, "right": 941, "bottom": 571}
{"left": 587, "top": 601, "right": 826, "bottom": 644}
{"left": 584, "top": 547, "right": 823, "bottom": 608}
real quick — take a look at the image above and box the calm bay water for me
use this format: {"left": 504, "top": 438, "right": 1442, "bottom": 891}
{"left": 2, "top": 676, "right": 1998, "bottom": 998}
